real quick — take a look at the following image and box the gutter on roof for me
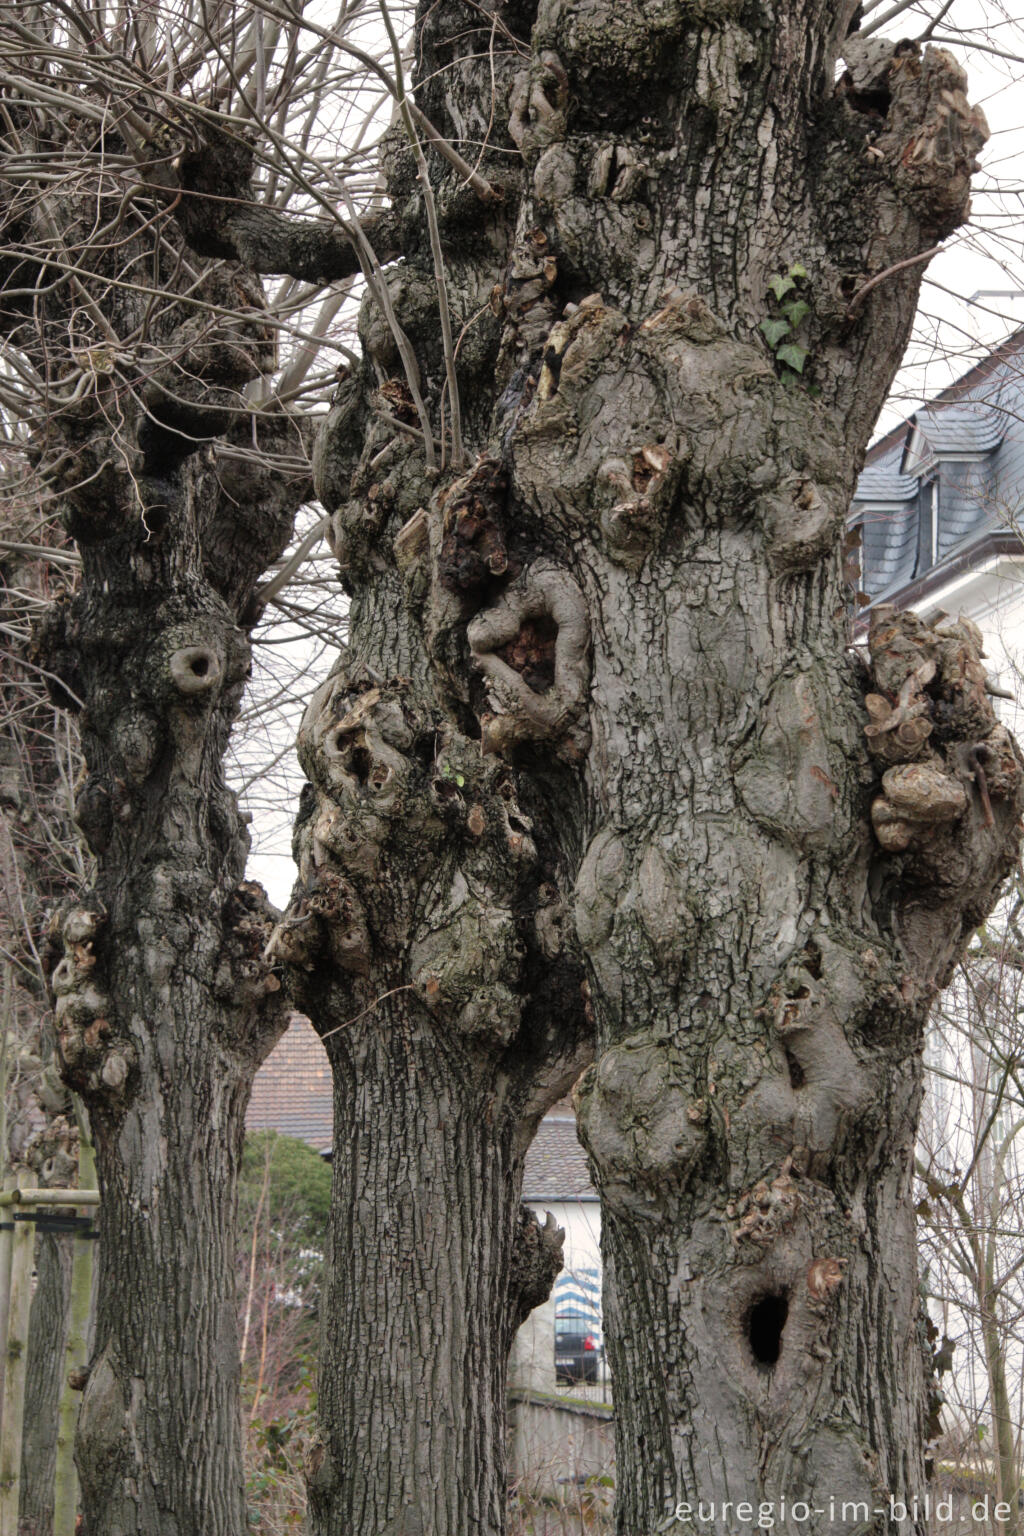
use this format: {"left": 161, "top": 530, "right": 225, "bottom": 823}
{"left": 854, "top": 530, "right": 1023, "bottom": 631}
{"left": 524, "top": 1193, "right": 600, "bottom": 1204}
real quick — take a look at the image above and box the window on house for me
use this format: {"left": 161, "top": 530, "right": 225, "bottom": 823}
{"left": 928, "top": 479, "right": 939, "bottom": 566}
{"left": 916, "top": 478, "right": 939, "bottom": 576}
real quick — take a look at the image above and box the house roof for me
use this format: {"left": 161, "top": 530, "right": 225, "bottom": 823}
{"left": 851, "top": 328, "right": 1024, "bottom": 606}
{"left": 861, "top": 326, "right": 1024, "bottom": 468}
{"left": 909, "top": 401, "right": 1007, "bottom": 462}
{"left": 247, "top": 1015, "right": 333, "bottom": 1153}
{"left": 248, "top": 1020, "right": 597, "bottom": 1201}
{"left": 855, "top": 464, "right": 919, "bottom": 503}
{"left": 523, "top": 1116, "right": 596, "bottom": 1202}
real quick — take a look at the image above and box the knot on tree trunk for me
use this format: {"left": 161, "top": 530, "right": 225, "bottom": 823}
{"left": 437, "top": 455, "right": 512, "bottom": 594}
{"left": 211, "top": 879, "right": 286, "bottom": 1032}
{"left": 469, "top": 561, "right": 591, "bottom": 758}
{"left": 507, "top": 1206, "right": 565, "bottom": 1337}
{"left": 324, "top": 430, "right": 433, "bottom": 586}
{"left": 45, "top": 903, "right": 136, "bottom": 1105}
{"left": 281, "top": 669, "right": 579, "bottom": 1054}
{"left": 863, "top": 605, "right": 1024, "bottom": 980}
{"left": 502, "top": 288, "right": 847, "bottom": 572}
{"left": 575, "top": 1032, "right": 709, "bottom": 1215}
{"left": 861, "top": 42, "right": 988, "bottom": 238}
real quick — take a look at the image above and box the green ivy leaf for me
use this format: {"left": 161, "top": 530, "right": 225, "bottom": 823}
{"left": 759, "top": 317, "right": 791, "bottom": 348}
{"left": 455, "top": 773, "right": 465, "bottom": 787}
{"left": 788, "top": 261, "right": 808, "bottom": 279}
{"left": 780, "top": 298, "right": 810, "bottom": 328}
{"left": 776, "top": 341, "right": 808, "bottom": 374}
{"left": 768, "top": 274, "right": 795, "bottom": 302}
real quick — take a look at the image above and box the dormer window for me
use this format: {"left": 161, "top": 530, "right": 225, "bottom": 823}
{"left": 919, "top": 477, "right": 939, "bottom": 575}
{"left": 904, "top": 423, "right": 936, "bottom": 481}
{"left": 851, "top": 350, "right": 1016, "bottom": 610}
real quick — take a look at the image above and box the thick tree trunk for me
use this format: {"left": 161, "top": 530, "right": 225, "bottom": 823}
{"left": 306, "top": 1004, "right": 562, "bottom": 1536}
{"left": 266, "top": 12, "right": 593, "bottom": 1532}
{"left": 12, "top": 178, "right": 310, "bottom": 1525}
{"left": 295, "top": 1, "right": 1021, "bottom": 1533}
{"left": 73, "top": 999, "right": 264, "bottom": 1533}
{"left": 39, "top": 434, "right": 299, "bottom": 1534}
{"left": 280, "top": 640, "right": 589, "bottom": 1534}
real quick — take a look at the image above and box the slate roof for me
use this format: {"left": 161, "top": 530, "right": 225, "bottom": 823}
{"left": 851, "top": 328, "right": 1024, "bottom": 604}
{"left": 855, "top": 464, "right": 920, "bottom": 503}
{"left": 911, "top": 401, "right": 1007, "bottom": 459}
{"left": 247, "top": 1015, "right": 333, "bottom": 1153}
{"left": 523, "top": 1115, "right": 597, "bottom": 1202}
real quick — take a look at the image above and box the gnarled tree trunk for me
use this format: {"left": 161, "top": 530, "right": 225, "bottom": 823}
{"left": 1, "top": 151, "right": 310, "bottom": 1526}
{"left": 280, "top": 593, "right": 590, "bottom": 1534}
{"left": 291, "top": 1, "right": 1022, "bottom": 1533}
{"left": 41, "top": 433, "right": 304, "bottom": 1536}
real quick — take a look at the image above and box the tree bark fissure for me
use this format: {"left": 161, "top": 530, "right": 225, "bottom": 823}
{"left": 304, "top": 1012, "right": 564, "bottom": 1536}
{"left": 275, "top": 651, "right": 590, "bottom": 1533}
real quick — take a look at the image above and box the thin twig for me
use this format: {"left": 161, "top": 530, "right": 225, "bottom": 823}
{"left": 846, "top": 244, "right": 946, "bottom": 318}
{"left": 319, "top": 984, "right": 416, "bottom": 1041}
{"left": 253, "top": 512, "right": 330, "bottom": 610}
{"left": 378, "top": 0, "right": 464, "bottom": 469}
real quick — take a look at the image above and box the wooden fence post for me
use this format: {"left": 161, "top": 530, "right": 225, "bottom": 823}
{"left": 0, "top": 1169, "right": 36, "bottom": 1536}
{"left": 0, "top": 1171, "right": 15, "bottom": 1425}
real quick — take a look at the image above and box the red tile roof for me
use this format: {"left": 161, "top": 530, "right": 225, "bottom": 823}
{"left": 247, "top": 1015, "right": 332, "bottom": 1153}
{"left": 249, "top": 1020, "right": 595, "bottom": 1202}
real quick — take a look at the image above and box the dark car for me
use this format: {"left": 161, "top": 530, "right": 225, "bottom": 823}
{"left": 554, "top": 1326, "right": 602, "bottom": 1384}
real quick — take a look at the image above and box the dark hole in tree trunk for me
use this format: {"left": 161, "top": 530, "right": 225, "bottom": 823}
{"left": 349, "top": 745, "right": 371, "bottom": 783}
{"left": 496, "top": 614, "right": 558, "bottom": 694}
{"left": 191, "top": 655, "right": 209, "bottom": 676}
{"left": 748, "top": 1292, "right": 789, "bottom": 1368}
{"left": 784, "top": 1046, "right": 805, "bottom": 1089}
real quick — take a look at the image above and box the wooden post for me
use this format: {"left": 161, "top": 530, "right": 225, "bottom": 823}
{"left": 0, "top": 970, "right": 12, "bottom": 1417}
{"left": 0, "top": 1172, "right": 15, "bottom": 1427}
{"left": 53, "top": 1113, "right": 97, "bottom": 1536}
{"left": 0, "top": 1168, "right": 35, "bottom": 1536}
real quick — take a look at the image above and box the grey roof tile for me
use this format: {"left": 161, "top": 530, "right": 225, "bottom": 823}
{"left": 914, "top": 401, "right": 1007, "bottom": 457}
{"left": 855, "top": 462, "right": 919, "bottom": 503}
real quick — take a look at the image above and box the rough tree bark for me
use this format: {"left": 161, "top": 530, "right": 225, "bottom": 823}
{"left": 2, "top": 0, "right": 1018, "bottom": 1529}
{"left": 1, "top": 124, "right": 313, "bottom": 1528}
{"left": 275, "top": 2, "right": 1023, "bottom": 1534}
{"left": 1, "top": 484, "right": 94, "bottom": 1534}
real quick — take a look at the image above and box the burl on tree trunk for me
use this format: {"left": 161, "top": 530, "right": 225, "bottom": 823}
{"left": 277, "top": 0, "right": 1020, "bottom": 1532}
